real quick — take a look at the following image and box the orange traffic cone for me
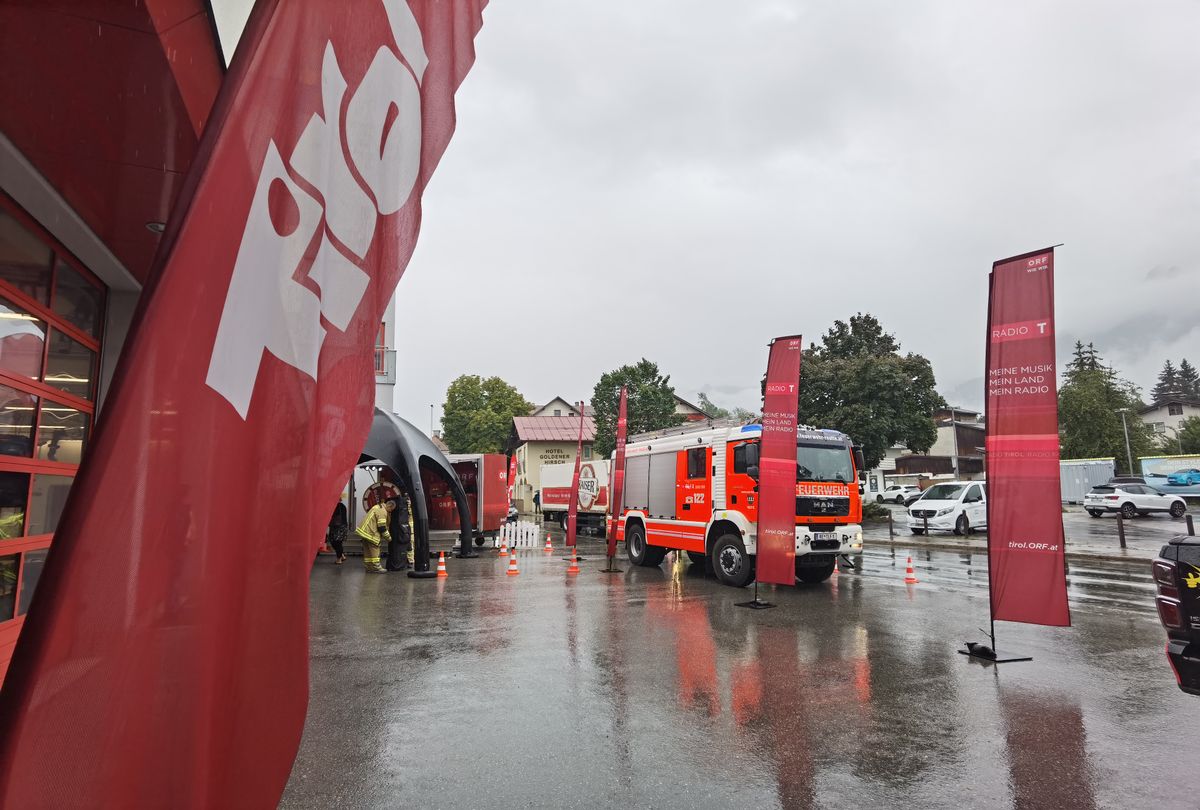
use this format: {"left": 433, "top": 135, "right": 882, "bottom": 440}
{"left": 499, "top": 536, "right": 508, "bottom": 556}
{"left": 566, "top": 547, "right": 580, "bottom": 576}
{"left": 904, "top": 556, "right": 918, "bottom": 584}
{"left": 506, "top": 550, "right": 520, "bottom": 576}
{"left": 544, "top": 535, "right": 553, "bottom": 553}
{"left": 436, "top": 551, "right": 448, "bottom": 578}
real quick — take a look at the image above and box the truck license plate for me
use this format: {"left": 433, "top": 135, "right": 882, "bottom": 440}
{"left": 814, "top": 532, "right": 837, "bottom": 542}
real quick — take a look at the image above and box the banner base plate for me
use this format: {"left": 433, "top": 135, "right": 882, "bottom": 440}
{"left": 735, "top": 599, "right": 776, "bottom": 610}
{"left": 407, "top": 570, "right": 438, "bottom": 579}
{"left": 957, "top": 646, "right": 1032, "bottom": 664}
{"left": 455, "top": 551, "right": 480, "bottom": 559}
{"left": 599, "top": 565, "right": 623, "bottom": 573}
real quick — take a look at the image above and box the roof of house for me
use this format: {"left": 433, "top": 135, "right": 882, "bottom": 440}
{"left": 1139, "top": 399, "right": 1200, "bottom": 414}
{"left": 531, "top": 396, "right": 586, "bottom": 417}
{"left": 673, "top": 394, "right": 711, "bottom": 416}
{"left": 512, "top": 415, "right": 596, "bottom": 443}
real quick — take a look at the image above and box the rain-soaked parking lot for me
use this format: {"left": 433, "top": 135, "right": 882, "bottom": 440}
{"left": 283, "top": 535, "right": 1198, "bottom": 809}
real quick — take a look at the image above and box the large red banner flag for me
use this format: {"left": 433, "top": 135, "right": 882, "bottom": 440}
{"left": 607, "top": 386, "right": 628, "bottom": 559}
{"left": 758, "top": 336, "right": 803, "bottom": 586}
{"left": 567, "top": 402, "right": 586, "bottom": 548}
{"left": 0, "top": 1, "right": 486, "bottom": 806}
{"left": 508, "top": 452, "right": 517, "bottom": 501}
{"left": 986, "top": 248, "right": 1070, "bottom": 626}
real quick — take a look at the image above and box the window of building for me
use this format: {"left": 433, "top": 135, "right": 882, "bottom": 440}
{"left": 0, "top": 554, "right": 17, "bottom": 621}
{"left": 52, "top": 260, "right": 103, "bottom": 338}
{"left": 553, "top": 409, "right": 561, "bottom": 416}
{"left": 17, "top": 549, "right": 45, "bottom": 616}
{"left": 0, "top": 195, "right": 105, "bottom": 648}
{"left": 687, "top": 447, "right": 706, "bottom": 479}
{"left": 1168, "top": 403, "right": 1183, "bottom": 416}
{"left": 583, "top": 446, "right": 591, "bottom": 459}
{"left": 0, "top": 211, "right": 52, "bottom": 304}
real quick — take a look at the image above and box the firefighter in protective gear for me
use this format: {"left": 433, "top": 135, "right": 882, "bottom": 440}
{"left": 356, "top": 498, "right": 396, "bottom": 573}
{"left": 386, "top": 490, "right": 415, "bottom": 571}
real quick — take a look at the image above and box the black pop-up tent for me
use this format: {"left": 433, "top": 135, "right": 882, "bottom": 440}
{"left": 359, "top": 408, "right": 478, "bottom": 576}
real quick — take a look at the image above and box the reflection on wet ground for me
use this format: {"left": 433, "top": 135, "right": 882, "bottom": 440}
{"left": 284, "top": 539, "right": 1195, "bottom": 809}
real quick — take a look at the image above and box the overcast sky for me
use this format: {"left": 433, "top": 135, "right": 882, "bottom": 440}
{"left": 216, "top": 1, "right": 1200, "bottom": 429}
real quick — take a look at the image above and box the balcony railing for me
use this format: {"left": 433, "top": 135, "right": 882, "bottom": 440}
{"left": 374, "top": 347, "right": 396, "bottom": 385}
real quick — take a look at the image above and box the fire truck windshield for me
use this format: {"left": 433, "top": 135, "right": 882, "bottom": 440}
{"left": 797, "top": 442, "right": 854, "bottom": 484}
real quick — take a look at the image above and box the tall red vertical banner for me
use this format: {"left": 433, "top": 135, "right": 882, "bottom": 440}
{"left": 986, "top": 248, "right": 1070, "bottom": 626}
{"left": 758, "top": 336, "right": 803, "bottom": 586}
{"left": 508, "top": 452, "right": 517, "bottom": 501}
{"left": 607, "top": 386, "right": 628, "bottom": 559}
{"left": 567, "top": 403, "right": 586, "bottom": 548}
{"left": 0, "top": 1, "right": 487, "bottom": 807}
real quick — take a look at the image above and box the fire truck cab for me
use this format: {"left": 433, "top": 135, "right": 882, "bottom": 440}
{"left": 610, "top": 421, "right": 864, "bottom": 588}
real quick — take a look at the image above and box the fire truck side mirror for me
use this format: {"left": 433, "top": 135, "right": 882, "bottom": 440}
{"left": 853, "top": 447, "right": 865, "bottom": 473}
{"left": 746, "top": 465, "right": 760, "bottom": 480}
{"left": 745, "top": 443, "right": 760, "bottom": 470}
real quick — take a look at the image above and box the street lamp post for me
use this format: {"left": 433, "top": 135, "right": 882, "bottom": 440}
{"left": 1117, "top": 408, "right": 1134, "bottom": 474}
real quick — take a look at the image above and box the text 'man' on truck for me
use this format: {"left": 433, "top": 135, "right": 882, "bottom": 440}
{"left": 608, "top": 421, "right": 864, "bottom": 588}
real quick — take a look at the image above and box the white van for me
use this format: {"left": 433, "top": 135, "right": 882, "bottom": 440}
{"left": 908, "top": 481, "right": 986, "bottom": 535}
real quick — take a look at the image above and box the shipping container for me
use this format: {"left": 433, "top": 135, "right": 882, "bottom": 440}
{"left": 1060, "top": 458, "right": 1115, "bottom": 503}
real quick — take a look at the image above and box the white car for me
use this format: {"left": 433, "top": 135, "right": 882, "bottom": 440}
{"left": 1084, "top": 484, "right": 1187, "bottom": 519}
{"left": 877, "top": 484, "right": 921, "bottom": 505}
{"left": 908, "top": 481, "right": 987, "bottom": 536}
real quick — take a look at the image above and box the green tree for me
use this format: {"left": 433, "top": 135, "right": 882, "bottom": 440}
{"left": 1177, "top": 416, "right": 1200, "bottom": 454}
{"left": 695, "top": 392, "right": 757, "bottom": 423}
{"left": 591, "top": 359, "right": 684, "bottom": 457}
{"left": 794, "top": 314, "right": 943, "bottom": 470}
{"left": 1178, "top": 359, "right": 1200, "bottom": 398}
{"left": 1058, "top": 341, "right": 1155, "bottom": 473}
{"left": 1152, "top": 359, "right": 1181, "bottom": 403}
{"left": 441, "top": 375, "right": 533, "bottom": 453}
{"left": 696, "top": 392, "right": 729, "bottom": 419}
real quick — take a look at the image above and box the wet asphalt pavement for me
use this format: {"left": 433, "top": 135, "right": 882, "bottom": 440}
{"left": 283, "top": 535, "right": 1198, "bottom": 809}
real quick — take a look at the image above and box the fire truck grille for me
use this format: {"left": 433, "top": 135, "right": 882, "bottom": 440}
{"left": 796, "top": 496, "right": 849, "bottom": 517}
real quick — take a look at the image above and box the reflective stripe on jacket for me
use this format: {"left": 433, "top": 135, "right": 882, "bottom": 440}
{"left": 355, "top": 504, "right": 390, "bottom": 544}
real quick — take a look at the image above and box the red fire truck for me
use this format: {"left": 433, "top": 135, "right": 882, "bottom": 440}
{"left": 609, "top": 421, "right": 864, "bottom": 588}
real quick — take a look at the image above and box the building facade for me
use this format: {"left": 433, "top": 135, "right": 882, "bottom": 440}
{"left": 893, "top": 407, "right": 987, "bottom": 482}
{"left": 1139, "top": 399, "right": 1200, "bottom": 445}
{"left": 508, "top": 416, "right": 596, "bottom": 512}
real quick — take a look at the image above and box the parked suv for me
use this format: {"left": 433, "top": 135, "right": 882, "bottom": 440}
{"left": 908, "top": 481, "right": 986, "bottom": 536}
{"left": 1083, "top": 484, "right": 1187, "bottom": 519}
{"left": 876, "top": 484, "right": 921, "bottom": 505}
{"left": 1153, "top": 534, "right": 1200, "bottom": 695}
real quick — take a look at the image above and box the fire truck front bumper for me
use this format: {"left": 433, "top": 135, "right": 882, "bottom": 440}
{"left": 795, "top": 525, "right": 862, "bottom": 556}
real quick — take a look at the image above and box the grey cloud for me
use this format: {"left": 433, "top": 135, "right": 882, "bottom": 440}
{"left": 394, "top": 0, "right": 1200, "bottom": 428}
{"left": 1145, "top": 265, "right": 1189, "bottom": 281}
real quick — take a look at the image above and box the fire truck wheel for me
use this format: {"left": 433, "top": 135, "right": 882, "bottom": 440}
{"left": 796, "top": 557, "right": 836, "bottom": 584}
{"left": 626, "top": 523, "right": 666, "bottom": 566}
{"left": 686, "top": 551, "right": 708, "bottom": 567}
{"left": 561, "top": 514, "right": 569, "bottom": 532}
{"left": 474, "top": 536, "right": 486, "bottom": 547}
{"left": 712, "top": 534, "right": 754, "bottom": 588}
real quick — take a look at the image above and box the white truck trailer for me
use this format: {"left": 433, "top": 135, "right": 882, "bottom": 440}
{"left": 540, "top": 459, "right": 611, "bottom": 535}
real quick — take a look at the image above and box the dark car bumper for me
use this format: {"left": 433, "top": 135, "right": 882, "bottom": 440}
{"left": 1167, "top": 639, "right": 1200, "bottom": 696}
